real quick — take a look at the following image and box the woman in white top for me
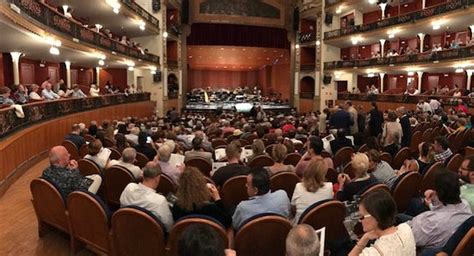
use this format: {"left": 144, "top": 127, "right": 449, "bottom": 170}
{"left": 349, "top": 190, "right": 416, "bottom": 256}
{"left": 28, "top": 84, "right": 43, "bottom": 100}
{"left": 89, "top": 84, "right": 100, "bottom": 97}
{"left": 84, "top": 139, "right": 111, "bottom": 170}
{"left": 291, "top": 159, "right": 333, "bottom": 224}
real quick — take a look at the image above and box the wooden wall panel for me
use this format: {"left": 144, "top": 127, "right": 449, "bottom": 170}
{"left": 0, "top": 101, "right": 154, "bottom": 197}
{"left": 0, "top": 53, "right": 4, "bottom": 86}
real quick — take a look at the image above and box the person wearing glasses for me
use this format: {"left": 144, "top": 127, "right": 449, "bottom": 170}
{"left": 459, "top": 155, "right": 474, "bottom": 212}
{"left": 349, "top": 190, "right": 416, "bottom": 256}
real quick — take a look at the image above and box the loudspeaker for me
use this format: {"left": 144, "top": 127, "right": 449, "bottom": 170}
{"left": 293, "top": 7, "right": 299, "bottom": 31}
{"left": 181, "top": 0, "right": 189, "bottom": 24}
{"left": 152, "top": 0, "right": 160, "bottom": 13}
{"left": 323, "top": 75, "right": 332, "bottom": 84}
{"left": 325, "top": 13, "right": 333, "bottom": 25}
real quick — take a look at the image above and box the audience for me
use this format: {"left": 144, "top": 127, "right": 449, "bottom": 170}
{"left": 232, "top": 167, "right": 290, "bottom": 229}
{"left": 266, "top": 144, "right": 294, "bottom": 175}
{"left": 133, "top": 132, "right": 157, "bottom": 161}
{"left": 120, "top": 161, "right": 173, "bottom": 231}
{"left": 172, "top": 167, "right": 231, "bottom": 228}
{"left": 29, "top": 84, "right": 43, "bottom": 100}
{"left": 184, "top": 137, "right": 213, "bottom": 163}
{"left": 84, "top": 139, "right": 111, "bottom": 170}
{"left": 42, "top": 146, "right": 102, "bottom": 196}
{"left": 41, "top": 83, "right": 60, "bottom": 100}
{"left": 247, "top": 139, "right": 267, "bottom": 163}
{"left": 64, "top": 124, "right": 86, "bottom": 150}
{"left": 291, "top": 159, "right": 333, "bottom": 223}
{"left": 366, "top": 149, "right": 397, "bottom": 189}
{"left": 212, "top": 143, "right": 250, "bottom": 187}
{"left": 459, "top": 156, "right": 474, "bottom": 212}
{"left": 417, "top": 142, "right": 434, "bottom": 176}
{"left": 125, "top": 127, "right": 140, "bottom": 145}
{"left": 330, "top": 128, "right": 354, "bottom": 154}
{"left": 0, "top": 86, "right": 14, "bottom": 105}
{"left": 295, "top": 136, "right": 334, "bottom": 177}
{"left": 349, "top": 190, "right": 416, "bottom": 255}
{"left": 109, "top": 147, "right": 142, "bottom": 179}
{"left": 155, "top": 145, "right": 182, "bottom": 185}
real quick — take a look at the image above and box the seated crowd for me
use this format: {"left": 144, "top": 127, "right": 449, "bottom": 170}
{"left": 34, "top": 99, "right": 473, "bottom": 255}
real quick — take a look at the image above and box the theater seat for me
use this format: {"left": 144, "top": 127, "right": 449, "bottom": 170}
{"left": 270, "top": 171, "right": 300, "bottom": 199}
{"left": 235, "top": 213, "right": 292, "bottom": 256}
{"left": 446, "top": 153, "right": 463, "bottom": 173}
{"left": 77, "top": 159, "right": 102, "bottom": 176}
{"left": 61, "top": 140, "right": 80, "bottom": 161}
{"left": 248, "top": 155, "right": 274, "bottom": 168}
{"left": 30, "top": 178, "right": 69, "bottom": 237}
{"left": 108, "top": 147, "right": 121, "bottom": 160}
{"left": 392, "top": 147, "right": 411, "bottom": 170}
{"left": 360, "top": 184, "right": 390, "bottom": 197}
{"left": 421, "top": 162, "right": 444, "bottom": 192}
{"left": 185, "top": 157, "right": 212, "bottom": 177}
{"left": 391, "top": 172, "right": 422, "bottom": 212}
{"left": 67, "top": 191, "right": 112, "bottom": 254}
{"left": 220, "top": 175, "right": 248, "bottom": 212}
{"left": 104, "top": 166, "right": 137, "bottom": 209}
{"left": 283, "top": 153, "right": 301, "bottom": 166}
{"left": 156, "top": 174, "right": 177, "bottom": 196}
{"left": 135, "top": 152, "right": 149, "bottom": 169}
{"left": 112, "top": 206, "right": 166, "bottom": 256}
{"left": 167, "top": 215, "right": 229, "bottom": 256}
{"left": 334, "top": 147, "right": 354, "bottom": 169}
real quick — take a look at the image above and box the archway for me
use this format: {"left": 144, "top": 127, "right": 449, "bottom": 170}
{"left": 167, "top": 73, "right": 178, "bottom": 99}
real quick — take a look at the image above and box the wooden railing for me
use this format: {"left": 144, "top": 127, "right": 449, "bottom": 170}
{"left": 324, "top": 45, "right": 474, "bottom": 70}
{"left": 0, "top": 93, "right": 150, "bottom": 138}
{"left": 324, "top": 0, "right": 473, "bottom": 40}
{"left": 10, "top": 0, "right": 160, "bottom": 64}
{"left": 121, "top": 0, "right": 160, "bottom": 28}
{"left": 338, "top": 92, "right": 474, "bottom": 107}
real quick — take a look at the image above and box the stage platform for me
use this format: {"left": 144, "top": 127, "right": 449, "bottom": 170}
{"left": 184, "top": 102, "right": 293, "bottom": 113}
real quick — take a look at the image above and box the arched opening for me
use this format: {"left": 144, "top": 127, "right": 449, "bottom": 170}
{"left": 300, "top": 76, "right": 315, "bottom": 99}
{"left": 167, "top": 73, "right": 178, "bottom": 99}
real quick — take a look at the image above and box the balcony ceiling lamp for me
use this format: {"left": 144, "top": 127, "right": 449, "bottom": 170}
{"left": 407, "top": 71, "right": 415, "bottom": 76}
{"left": 138, "top": 20, "right": 146, "bottom": 31}
{"left": 316, "top": 40, "right": 321, "bottom": 46}
{"left": 98, "top": 60, "right": 105, "bottom": 66}
{"left": 163, "top": 31, "right": 168, "bottom": 38}
{"left": 351, "top": 37, "right": 361, "bottom": 45}
{"left": 368, "top": 0, "right": 377, "bottom": 4}
{"left": 106, "top": 0, "right": 121, "bottom": 13}
{"left": 432, "top": 19, "right": 446, "bottom": 30}
{"left": 455, "top": 68, "right": 464, "bottom": 73}
{"left": 45, "top": 36, "right": 61, "bottom": 47}
{"left": 295, "top": 44, "right": 300, "bottom": 49}
{"left": 49, "top": 46, "right": 60, "bottom": 55}
{"left": 336, "top": 6, "right": 342, "bottom": 14}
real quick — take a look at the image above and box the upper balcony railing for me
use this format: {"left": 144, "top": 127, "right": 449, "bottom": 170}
{"left": 299, "top": 31, "right": 316, "bottom": 44}
{"left": 11, "top": 0, "right": 160, "bottom": 65}
{"left": 121, "top": 0, "right": 160, "bottom": 29}
{"left": 324, "top": 45, "right": 474, "bottom": 70}
{"left": 324, "top": 0, "right": 474, "bottom": 40}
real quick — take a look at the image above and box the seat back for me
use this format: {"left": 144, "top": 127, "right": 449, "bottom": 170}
{"left": 283, "top": 153, "right": 301, "bottom": 166}
{"left": 246, "top": 134, "right": 258, "bottom": 144}
{"left": 212, "top": 139, "right": 228, "bottom": 148}
{"left": 392, "top": 147, "right": 411, "bottom": 170}
{"left": 421, "top": 162, "right": 444, "bottom": 192}
{"left": 343, "top": 162, "right": 355, "bottom": 178}
{"left": 409, "top": 131, "right": 423, "bottom": 155}
{"left": 84, "top": 134, "right": 95, "bottom": 143}
{"left": 103, "top": 137, "right": 115, "bottom": 148}
{"left": 104, "top": 166, "right": 136, "bottom": 208}
{"left": 156, "top": 174, "right": 177, "bottom": 196}
{"left": 167, "top": 216, "right": 228, "bottom": 256}
{"left": 135, "top": 152, "right": 149, "bottom": 168}
{"left": 466, "top": 146, "right": 474, "bottom": 157}
{"left": 235, "top": 214, "right": 292, "bottom": 256}
{"left": 67, "top": 191, "right": 111, "bottom": 254}
{"left": 334, "top": 147, "right": 354, "bottom": 168}
{"left": 325, "top": 168, "right": 338, "bottom": 183}
{"left": 108, "top": 147, "right": 121, "bottom": 160}
{"left": 265, "top": 144, "right": 275, "bottom": 155}
{"left": 185, "top": 157, "right": 212, "bottom": 177}
{"left": 422, "top": 128, "right": 432, "bottom": 142}
{"left": 78, "top": 159, "right": 102, "bottom": 176}
{"left": 360, "top": 184, "right": 390, "bottom": 197}
{"left": 112, "top": 207, "right": 166, "bottom": 256}
{"left": 30, "top": 178, "right": 69, "bottom": 234}
{"left": 79, "top": 144, "right": 88, "bottom": 158}
{"left": 299, "top": 200, "right": 348, "bottom": 244}
{"left": 391, "top": 172, "right": 422, "bottom": 212}
{"left": 270, "top": 172, "right": 300, "bottom": 199}
{"left": 62, "top": 140, "right": 80, "bottom": 161}
{"left": 248, "top": 155, "right": 275, "bottom": 168}
{"left": 446, "top": 153, "right": 463, "bottom": 173}
{"left": 358, "top": 144, "right": 368, "bottom": 153}
{"left": 239, "top": 139, "right": 249, "bottom": 146}
{"left": 380, "top": 152, "right": 393, "bottom": 166}
{"left": 220, "top": 175, "right": 248, "bottom": 211}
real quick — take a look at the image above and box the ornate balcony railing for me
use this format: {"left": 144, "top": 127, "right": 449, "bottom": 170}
{"left": 167, "top": 59, "right": 178, "bottom": 69}
{"left": 300, "top": 63, "right": 316, "bottom": 71}
{"left": 324, "top": 0, "right": 474, "bottom": 40}
{"left": 337, "top": 93, "right": 474, "bottom": 107}
{"left": 12, "top": 0, "right": 160, "bottom": 64}
{"left": 299, "top": 31, "right": 316, "bottom": 44}
{"left": 0, "top": 93, "right": 151, "bottom": 138}
{"left": 300, "top": 92, "right": 315, "bottom": 99}
{"left": 121, "top": 0, "right": 160, "bottom": 28}
{"left": 324, "top": 45, "right": 474, "bottom": 70}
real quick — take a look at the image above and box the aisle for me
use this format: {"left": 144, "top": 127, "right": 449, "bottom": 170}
{"left": 0, "top": 159, "right": 94, "bottom": 256}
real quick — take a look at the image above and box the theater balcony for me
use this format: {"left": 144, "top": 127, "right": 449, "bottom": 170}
{"left": 5, "top": 0, "right": 160, "bottom": 65}
{"left": 166, "top": 0, "right": 182, "bottom": 40}
{"left": 324, "top": 0, "right": 474, "bottom": 42}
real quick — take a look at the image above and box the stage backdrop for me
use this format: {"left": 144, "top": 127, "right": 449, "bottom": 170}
{"left": 188, "top": 69, "right": 259, "bottom": 89}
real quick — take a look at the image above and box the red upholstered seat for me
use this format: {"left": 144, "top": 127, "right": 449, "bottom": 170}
{"left": 156, "top": 174, "right": 177, "bottom": 196}
{"left": 104, "top": 165, "right": 136, "bottom": 208}
{"left": 135, "top": 152, "right": 149, "bottom": 169}
{"left": 220, "top": 175, "right": 248, "bottom": 212}
{"left": 421, "top": 162, "right": 444, "bottom": 192}
{"left": 247, "top": 155, "right": 274, "bottom": 168}
{"left": 270, "top": 171, "right": 300, "bottom": 199}
{"left": 391, "top": 172, "right": 422, "bottom": 212}
{"left": 392, "top": 147, "right": 411, "bottom": 170}
{"left": 185, "top": 157, "right": 212, "bottom": 177}
{"left": 62, "top": 140, "right": 80, "bottom": 161}
{"left": 77, "top": 159, "right": 101, "bottom": 176}
{"left": 283, "top": 153, "right": 301, "bottom": 166}
{"left": 334, "top": 147, "right": 354, "bottom": 168}
{"left": 446, "top": 153, "right": 463, "bottom": 173}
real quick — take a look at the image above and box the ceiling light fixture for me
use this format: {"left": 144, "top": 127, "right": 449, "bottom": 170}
{"left": 163, "top": 32, "right": 168, "bottom": 38}
{"left": 455, "top": 68, "right": 464, "bottom": 73}
{"left": 295, "top": 44, "right": 300, "bottom": 49}
{"left": 138, "top": 20, "right": 146, "bottom": 31}
{"left": 98, "top": 60, "right": 105, "bottom": 66}
{"left": 49, "top": 46, "right": 60, "bottom": 55}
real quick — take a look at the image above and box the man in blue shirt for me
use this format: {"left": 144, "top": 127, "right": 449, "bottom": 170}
{"left": 232, "top": 167, "right": 290, "bottom": 229}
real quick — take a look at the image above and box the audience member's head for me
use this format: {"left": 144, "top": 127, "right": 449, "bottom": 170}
{"left": 138, "top": 132, "right": 148, "bottom": 146}
{"left": 434, "top": 169, "right": 462, "bottom": 206}
{"left": 178, "top": 224, "right": 225, "bottom": 256}
{"left": 418, "top": 142, "right": 434, "bottom": 161}
{"left": 286, "top": 224, "right": 320, "bottom": 256}
{"left": 308, "top": 136, "right": 324, "bottom": 156}
{"left": 351, "top": 153, "right": 370, "bottom": 178}
{"left": 192, "top": 137, "right": 203, "bottom": 151}
{"left": 247, "top": 167, "right": 270, "bottom": 197}
{"left": 176, "top": 167, "right": 210, "bottom": 211}
{"left": 359, "top": 190, "right": 397, "bottom": 233}
{"left": 225, "top": 143, "right": 241, "bottom": 162}
{"left": 271, "top": 144, "right": 287, "bottom": 163}
{"left": 303, "top": 159, "right": 328, "bottom": 193}
{"left": 252, "top": 139, "right": 265, "bottom": 155}
{"left": 459, "top": 155, "right": 474, "bottom": 184}
{"left": 433, "top": 136, "right": 449, "bottom": 153}
{"left": 49, "top": 146, "right": 70, "bottom": 167}
{"left": 87, "top": 139, "right": 103, "bottom": 156}
{"left": 71, "top": 124, "right": 81, "bottom": 134}
{"left": 158, "top": 144, "right": 172, "bottom": 163}
{"left": 121, "top": 147, "right": 137, "bottom": 164}
{"left": 142, "top": 161, "right": 161, "bottom": 189}
{"left": 0, "top": 86, "right": 11, "bottom": 97}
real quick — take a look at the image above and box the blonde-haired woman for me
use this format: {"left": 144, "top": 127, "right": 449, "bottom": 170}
{"left": 291, "top": 159, "right": 333, "bottom": 223}
{"left": 172, "top": 167, "right": 231, "bottom": 227}
{"left": 266, "top": 144, "right": 295, "bottom": 175}
{"left": 336, "top": 153, "right": 379, "bottom": 202}
{"left": 247, "top": 139, "right": 267, "bottom": 163}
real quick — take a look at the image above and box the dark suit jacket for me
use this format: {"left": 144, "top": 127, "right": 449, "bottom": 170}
{"left": 330, "top": 137, "right": 354, "bottom": 155}
{"left": 399, "top": 115, "right": 412, "bottom": 147}
{"left": 329, "top": 110, "right": 353, "bottom": 132}
{"left": 368, "top": 109, "right": 383, "bottom": 137}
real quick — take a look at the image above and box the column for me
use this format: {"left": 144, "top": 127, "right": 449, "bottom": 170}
{"left": 422, "top": 0, "right": 426, "bottom": 9}
{"left": 65, "top": 61, "right": 71, "bottom": 88}
{"left": 379, "top": 3, "right": 388, "bottom": 19}
{"left": 417, "top": 71, "right": 424, "bottom": 92}
{"left": 418, "top": 33, "right": 425, "bottom": 53}
{"left": 95, "top": 67, "right": 101, "bottom": 86}
{"left": 467, "top": 70, "right": 473, "bottom": 91}
{"left": 380, "top": 73, "right": 386, "bottom": 93}
{"left": 379, "top": 39, "right": 386, "bottom": 57}
{"left": 10, "top": 52, "right": 22, "bottom": 85}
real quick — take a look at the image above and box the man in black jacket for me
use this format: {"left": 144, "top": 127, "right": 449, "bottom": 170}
{"left": 329, "top": 105, "right": 353, "bottom": 134}
{"left": 397, "top": 107, "right": 412, "bottom": 148}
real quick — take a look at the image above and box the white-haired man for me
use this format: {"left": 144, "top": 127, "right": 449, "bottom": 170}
{"left": 109, "top": 147, "right": 142, "bottom": 179}
{"left": 286, "top": 224, "right": 321, "bottom": 256}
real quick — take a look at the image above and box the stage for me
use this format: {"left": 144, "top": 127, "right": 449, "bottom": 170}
{"left": 184, "top": 102, "right": 293, "bottom": 113}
